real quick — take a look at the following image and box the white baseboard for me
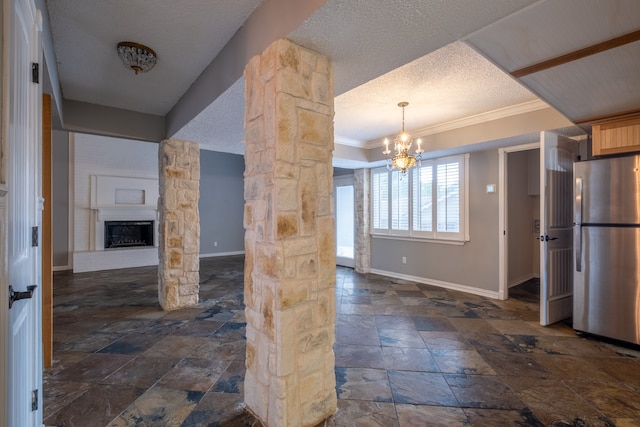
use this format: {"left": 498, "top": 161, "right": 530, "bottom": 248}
{"left": 52, "top": 265, "right": 72, "bottom": 272}
{"left": 368, "top": 269, "right": 501, "bottom": 300}
{"left": 200, "top": 251, "right": 245, "bottom": 258}
{"left": 508, "top": 273, "right": 537, "bottom": 288}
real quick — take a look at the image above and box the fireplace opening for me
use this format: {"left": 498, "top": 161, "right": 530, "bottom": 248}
{"left": 104, "top": 220, "right": 154, "bottom": 249}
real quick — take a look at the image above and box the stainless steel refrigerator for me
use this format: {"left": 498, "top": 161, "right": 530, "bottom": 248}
{"left": 574, "top": 155, "right": 640, "bottom": 345}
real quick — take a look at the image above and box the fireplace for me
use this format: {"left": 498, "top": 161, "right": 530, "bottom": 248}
{"left": 104, "top": 220, "right": 154, "bottom": 249}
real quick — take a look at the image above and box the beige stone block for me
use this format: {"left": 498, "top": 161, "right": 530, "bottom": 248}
{"left": 244, "top": 370, "right": 269, "bottom": 423}
{"left": 276, "top": 178, "right": 297, "bottom": 211}
{"left": 284, "top": 257, "right": 296, "bottom": 279}
{"left": 275, "top": 309, "right": 297, "bottom": 376}
{"left": 244, "top": 175, "right": 265, "bottom": 200}
{"left": 183, "top": 253, "right": 199, "bottom": 273}
{"left": 257, "top": 147, "right": 276, "bottom": 174}
{"left": 298, "top": 109, "right": 331, "bottom": 146}
{"left": 261, "top": 284, "right": 275, "bottom": 341}
{"left": 295, "top": 303, "right": 314, "bottom": 331}
{"left": 256, "top": 243, "right": 284, "bottom": 278}
{"left": 298, "top": 143, "right": 329, "bottom": 162}
{"left": 163, "top": 167, "right": 189, "bottom": 180}
{"left": 299, "top": 168, "right": 317, "bottom": 236}
{"left": 275, "top": 160, "right": 298, "bottom": 179}
{"left": 314, "top": 288, "right": 334, "bottom": 327}
{"left": 276, "top": 68, "right": 309, "bottom": 99}
{"left": 179, "top": 284, "right": 199, "bottom": 296}
{"left": 311, "top": 72, "right": 331, "bottom": 106}
{"left": 278, "top": 278, "right": 309, "bottom": 309}
{"left": 297, "top": 346, "right": 323, "bottom": 378}
{"left": 299, "top": 329, "right": 330, "bottom": 353}
{"left": 168, "top": 249, "right": 183, "bottom": 269}
{"left": 316, "top": 55, "right": 330, "bottom": 76}
{"left": 260, "top": 42, "right": 276, "bottom": 82}
{"left": 190, "top": 163, "right": 200, "bottom": 181}
{"left": 277, "top": 212, "right": 298, "bottom": 240}
{"left": 300, "top": 48, "right": 317, "bottom": 78}
{"left": 277, "top": 41, "right": 300, "bottom": 73}
{"left": 303, "top": 390, "right": 337, "bottom": 427}
{"left": 282, "top": 236, "right": 316, "bottom": 257}
{"left": 245, "top": 59, "right": 264, "bottom": 122}
{"left": 245, "top": 116, "right": 264, "bottom": 145}
{"left": 296, "top": 254, "right": 317, "bottom": 279}
{"left": 276, "top": 94, "right": 297, "bottom": 163}
{"left": 168, "top": 236, "right": 183, "bottom": 248}
{"left": 244, "top": 203, "right": 253, "bottom": 229}
{"left": 184, "top": 208, "right": 198, "bottom": 224}
{"left": 264, "top": 79, "right": 276, "bottom": 140}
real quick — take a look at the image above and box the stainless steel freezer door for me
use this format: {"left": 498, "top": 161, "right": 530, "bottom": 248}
{"left": 574, "top": 156, "right": 640, "bottom": 225}
{"left": 574, "top": 225, "right": 640, "bottom": 345}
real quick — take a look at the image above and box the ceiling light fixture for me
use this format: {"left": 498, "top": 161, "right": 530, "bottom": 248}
{"left": 116, "top": 41, "right": 157, "bottom": 75}
{"left": 383, "top": 102, "right": 424, "bottom": 174}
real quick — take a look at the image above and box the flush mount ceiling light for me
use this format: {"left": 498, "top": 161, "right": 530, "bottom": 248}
{"left": 116, "top": 41, "right": 157, "bottom": 75}
{"left": 383, "top": 102, "right": 424, "bottom": 174}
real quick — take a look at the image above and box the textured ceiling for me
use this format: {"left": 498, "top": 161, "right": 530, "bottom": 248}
{"left": 44, "top": 0, "right": 640, "bottom": 166}
{"left": 47, "top": 0, "right": 262, "bottom": 115}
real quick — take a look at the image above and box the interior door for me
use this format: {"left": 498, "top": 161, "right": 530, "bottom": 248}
{"left": 335, "top": 175, "right": 355, "bottom": 268}
{"left": 540, "top": 131, "right": 578, "bottom": 325}
{"left": 2, "top": 0, "right": 43, "bottom": 425}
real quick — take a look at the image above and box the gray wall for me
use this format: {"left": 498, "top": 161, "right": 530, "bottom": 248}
{"left": 507, "top": 150, "right": 534, "bottom": 285}
{"left": 199, "top": 150, "right": 245, "bottom": 255}
{"left": 371, "top": 150, "right": 500, "bottom": 293}
{"left": 52, "top": 130, "right": 70, "bottom": 268}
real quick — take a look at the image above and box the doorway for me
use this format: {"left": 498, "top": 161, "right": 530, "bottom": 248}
{"left": 334, "top": 175, "right": 355, "bottom": 268}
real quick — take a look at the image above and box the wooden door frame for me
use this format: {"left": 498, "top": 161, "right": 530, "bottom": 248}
{"left": 42, "top": 94, "right": 52, "bottom": 368}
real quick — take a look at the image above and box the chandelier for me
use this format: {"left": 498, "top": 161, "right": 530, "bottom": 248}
{"left": 383, "top": 102, "right": 424, "bottom": 174}
{"left": 117, "top": 41, "right": 157, "bottom": 75}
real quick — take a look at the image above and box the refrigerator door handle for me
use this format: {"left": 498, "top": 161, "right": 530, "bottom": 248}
{"left": 575, "top": 177, "right": 583, "bottom": 272}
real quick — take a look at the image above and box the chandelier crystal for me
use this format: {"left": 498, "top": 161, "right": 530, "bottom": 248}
{"left": 117, "top": 41, "right": 157, "bottom": 75}
{"left": 383, "top": 102, "right": 423, "bottom": 174}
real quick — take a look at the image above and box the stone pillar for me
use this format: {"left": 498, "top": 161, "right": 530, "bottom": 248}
{"left": 354, "top": 168, "right": 371, "bottom": 273}
{"left": 158, "top": 139, "right": 200, "bottom": 311}
{"left": 243, "top": 39, "right": 337, "bottom": 426}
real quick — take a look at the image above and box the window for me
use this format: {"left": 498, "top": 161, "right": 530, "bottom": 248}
{"left": 371, "top": 154, "right": 469, "bottom": 242}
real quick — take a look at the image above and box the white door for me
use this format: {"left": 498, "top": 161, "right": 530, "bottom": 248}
{"left": 540, "top": 131, "right": 578, "bottom": 325}
{"left": 1, "top": 0, "right": 43, "bottom": 425}
{"left": 335, "top": 175, "right": 355, "bottom": 268}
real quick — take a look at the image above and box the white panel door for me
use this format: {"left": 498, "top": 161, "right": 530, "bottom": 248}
{"left": 540, "top": 132, "right": 578, "bottom": 325}
{"left": 2, "top": 0, "right": 43, "bottom": 425}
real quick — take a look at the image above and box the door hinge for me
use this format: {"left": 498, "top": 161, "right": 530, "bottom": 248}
{"left": 31, "top": 226, "right": 38, "bottom": 247}
{"left": 31, "top": 62, "right": 39, "bottom": 84}
{"left": 31, "top": 389, "right": 38, "bottom": 411}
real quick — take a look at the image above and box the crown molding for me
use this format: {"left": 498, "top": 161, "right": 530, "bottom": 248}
{"left": 363, "top": 99, "right": 550, "bottom": 149}
{"left": 334, "top": 136, "right": 366, "bottom": 148}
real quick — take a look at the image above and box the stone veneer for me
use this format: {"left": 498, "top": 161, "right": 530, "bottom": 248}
{"left": 158, "top": 139, "right": 201, "bottom": 311}
{"left": 243, "top": 39, "right": 337, "bottom": 426}
{"left": 353, "top": 169, "right": 371, "bottom": 273}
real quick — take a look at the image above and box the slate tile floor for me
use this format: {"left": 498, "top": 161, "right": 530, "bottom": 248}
{"left": 45, "top": 255, "right": 640, "bottom": 426}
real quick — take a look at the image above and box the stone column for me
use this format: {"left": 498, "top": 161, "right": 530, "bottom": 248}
{"left": 354, "top": 168, "right": 371, "bottom": 273}
{"left": 158, "top": 139, "right": 200, "bottom": 311}
{"left": 243, "top": 39, "right": 336, "bottom": 426}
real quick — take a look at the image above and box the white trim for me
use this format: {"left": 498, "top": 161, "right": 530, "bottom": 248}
{"left": 509, "top": 273, "right": 537, "bottom": 288}
{"left": 68, "top": 132, "right": 75, "bottom": 270}
{"left": 52, "top": 265, "right": 72, "bottom": 272}
{"left": 498, "top": 142, "right": 541, "bottom": 301}
{"left": 371, "top": 234, "right": 465, "bottom": 246}
{"left": 364, "top": 100, "right": 549, "bottom": 149}
{"left": 335, "top": 136, "right": 365, "bottom": 148}
{"left": 199, "top": 251, "right": 245, "bottom": 258}
{"left": 369, "top": 269, "right": 501, "bottom": 300}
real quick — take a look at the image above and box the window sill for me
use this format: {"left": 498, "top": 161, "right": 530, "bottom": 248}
{"left": 370, "top": 233, "right": 467, "bottom": 246}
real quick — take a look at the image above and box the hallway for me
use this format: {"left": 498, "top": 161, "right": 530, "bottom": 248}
{"left": 44, "top": 256, "right": 640, "bottom": 426}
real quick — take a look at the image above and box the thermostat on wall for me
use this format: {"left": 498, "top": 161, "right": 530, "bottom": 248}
{"left": 486, "top": 184, "right": 496, "bottom": 193}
